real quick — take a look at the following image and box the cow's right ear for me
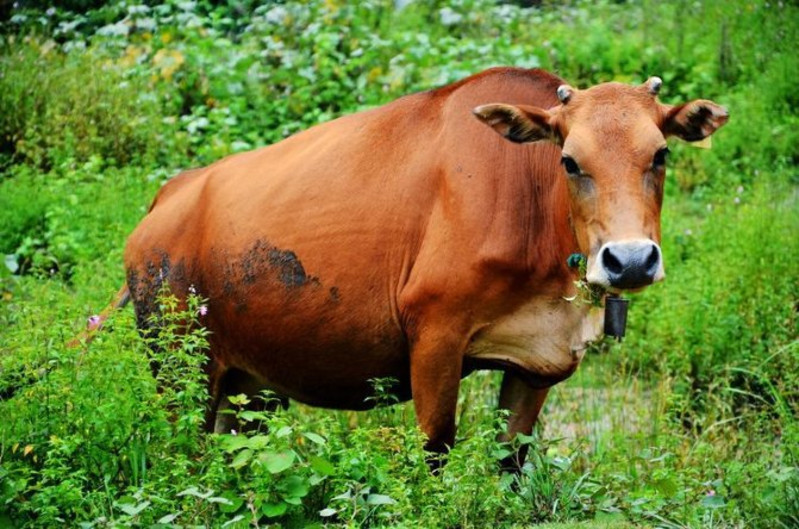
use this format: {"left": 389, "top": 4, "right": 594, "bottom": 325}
{"left": 472, "top": 104, "right": 559, "bottom": 144}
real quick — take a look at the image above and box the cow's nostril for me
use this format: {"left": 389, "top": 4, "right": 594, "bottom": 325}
{"left": 645, "top": 245, "right": 660, "bottom": 272}
{"left": 602, "top": 247, "right": 623, "bottom": 275}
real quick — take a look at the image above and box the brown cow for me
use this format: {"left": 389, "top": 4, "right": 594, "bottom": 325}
{"left": 119, "top": 68, "right": 727, "bottom": 468}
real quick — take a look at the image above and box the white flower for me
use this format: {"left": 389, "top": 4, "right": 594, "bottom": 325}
{"left": 439, "top": 7, "right": 463, "bottom": 26}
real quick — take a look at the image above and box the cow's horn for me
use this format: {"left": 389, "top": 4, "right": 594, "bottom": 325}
{"left": 645, "top": 76, "right": 662, "bottom": 95}
{"left": 556, "top": 84, "right": 573, "bottom": 104}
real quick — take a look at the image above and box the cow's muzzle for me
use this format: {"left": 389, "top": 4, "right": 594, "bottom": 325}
{"left": 586, "top": 239, "right": 664, "bottom": 290}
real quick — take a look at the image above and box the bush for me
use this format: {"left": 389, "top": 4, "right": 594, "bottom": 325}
{"left": 627, "top": 180, "right": 798, "bottom": 422}
{"left": 0, "top": 38, "right": 178, "bottom": 171}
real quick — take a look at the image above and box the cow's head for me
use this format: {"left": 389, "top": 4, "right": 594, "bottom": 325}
{"left": 473, "top": 77, "right": 728, "bottom": 291}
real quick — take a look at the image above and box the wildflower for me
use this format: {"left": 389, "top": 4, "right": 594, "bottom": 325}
{"left": 188, "top": 284, "right": 196, "bottom": 294}
{"left": 198, "top": 305, "right": 208, "bottom": 316}
{"left": 707, "top": 489, "right": 716, "bottom": 497}
{"left": 684, "top": 229, "right": 693, "bottom": 236}
{"left": 87, "top": 315, "right": 101, "bottom": 328}
{"left": 736, "top": 185, "right": 744, "bottom": 194}
{"left": 734, "top": 196, "right": 741, "bottom": 204}
{"left": 231, "top": 429, "right": 238, "bottom": 436}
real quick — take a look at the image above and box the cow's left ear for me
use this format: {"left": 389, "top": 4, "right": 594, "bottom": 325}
{"left": 662, "top": 100, "right": 729, "bottom": 142}
{"left": 473, "top": 104, "right": 559, "bottom": 144}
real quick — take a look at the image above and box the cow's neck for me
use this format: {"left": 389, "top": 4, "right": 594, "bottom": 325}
{"left": 469, "top": 144, "right": 580, "bottom": 297}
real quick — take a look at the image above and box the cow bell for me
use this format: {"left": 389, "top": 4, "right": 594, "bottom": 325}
{"left": 604, "top": 295, "right": 629, "bottom": 341}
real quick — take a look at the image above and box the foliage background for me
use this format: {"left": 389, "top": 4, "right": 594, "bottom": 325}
{"left": 0, "top": 1, "right": 797, "bottom": 527}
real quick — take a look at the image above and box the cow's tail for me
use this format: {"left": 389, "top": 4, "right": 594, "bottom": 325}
{"left": 68, "top": 284, "right": 131, "bottom": 347}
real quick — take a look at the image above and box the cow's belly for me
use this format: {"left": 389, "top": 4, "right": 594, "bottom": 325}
{"left": 203, "top": 280, "right": 412, "bottom": 409}
{"left": 465, "top": 298, "right": 603, "bottom": 385}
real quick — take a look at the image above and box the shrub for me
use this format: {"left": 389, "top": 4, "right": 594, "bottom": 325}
{"left": 0, "top": 38, "right": 178, "bottom": 171}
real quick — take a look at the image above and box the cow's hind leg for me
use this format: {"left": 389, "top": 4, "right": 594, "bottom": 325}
{"left": 209, "top": 367, "right": 288, "bottom": 434}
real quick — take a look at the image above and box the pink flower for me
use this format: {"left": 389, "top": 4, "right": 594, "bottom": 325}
{"left": 707, "top": 490, "right": 716, "bottom": 496}
{"left": 198, "top": 305, "right": 208, "bottom": 316}
{"left": 87, "top": 315, "right": 101, "bottom": 328}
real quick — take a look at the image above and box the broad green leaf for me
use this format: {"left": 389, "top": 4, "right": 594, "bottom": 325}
{"left": 222, "top": 514, "right": 245, "bottom": 528}
{"left": 246, "top": 435, "right": 270, "bottom": 450}
{"left": 303, "top": 432, "right": 326, "bottom": 445}
{"left": 261, "top": 450, "right": 294, "bottom": 474}
{"left": 220, "top": 435, "right": 250, "bottom": 453}
{"left": 275, "top": 426, "right": 292, "bottom": 437}
{"left": 282, "top": 475, "right": 310, "bottom": 499}
{"left": 653, "top": 477, "right": 678, "bottom": 497}
{"left": 516, "top": 433, "right": 536, "bottom": 445}
{"left": 238, "top": 410, "right": 265, "bottom": 422}
{"left": 218, "top": 491, "right": 244, "bottom": 514}
{"left": 261, "top": 501, "right": 287, "bottom": 517}
{"left": 230, "top": 448, "right": 253, "bottom": 469}
{"left": 310, "top": 456, "right": 335, "bottom": 476}
{"left": 284, "top": 495, "right": 303, "bottom": 505}
{"left": 117, "top": 500, "right": 150, "bottom": 516}
{"left": 492, "top": 448, "right": 513, "bottom": 460}
{"left": 701, "top": 494, "right": 726, "bottom": 508}
{"left": 366, "top": 494, "right": 396, "bottom": 506}
{"left": 227, "top": 394, "right": 250, "bottom": 406}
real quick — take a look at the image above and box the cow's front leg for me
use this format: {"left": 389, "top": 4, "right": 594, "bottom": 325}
{"left": 409, "top": 326, "right": 467, "bottom": 470}
{"left": 497, "top": 371, "right": 550, "bottom": 473}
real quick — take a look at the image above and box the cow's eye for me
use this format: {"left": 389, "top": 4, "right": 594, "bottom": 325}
{"left": 561, "top": 156, "right": 580, "bottom": 175}
{"left": 653, "top": 147, "right": 669, "bottom": 168}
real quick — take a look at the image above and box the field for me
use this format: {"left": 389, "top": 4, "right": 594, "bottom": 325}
{"left": 1, "top": 1, "right": 797, "bottom": 527}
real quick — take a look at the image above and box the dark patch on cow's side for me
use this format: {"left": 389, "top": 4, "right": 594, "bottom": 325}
{"left": 241, "top": 239, "right": 268, "bottom": 285}
{"left": 238, "top": 239, "right": 321, "bottom": 290}
{"left": 328, "top": 286, "right": 340, "bottom": 302}
{"left": 267, "top": 247, "right": 308, "bottom": 287}
{"left": 235, "top": 300, "right": 248, "bottom": 314}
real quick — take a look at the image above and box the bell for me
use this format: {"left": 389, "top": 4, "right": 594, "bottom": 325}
{"left": 604, "top": 295, "right": 629, "bottom": 341}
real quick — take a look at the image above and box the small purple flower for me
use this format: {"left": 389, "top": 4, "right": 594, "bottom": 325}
{"left": 87, "top": 315, "right": 102, "bottom": 329}
{"left": 198, "top": 305, "right": 208, "bottom": 316}
{"left": 707, "top": 490, "right": 716, "bottom": 497}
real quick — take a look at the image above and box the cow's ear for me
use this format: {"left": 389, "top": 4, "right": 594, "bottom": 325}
{"left": 473, "top": 104, "right": 559, "bottom": 144}
{"left": 662, "top": 100, "right": 729, "bottom": 142}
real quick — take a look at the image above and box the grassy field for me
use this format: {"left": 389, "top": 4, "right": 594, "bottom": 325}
{"left": 1, "top": 1, "right": 797, "bottom": 527}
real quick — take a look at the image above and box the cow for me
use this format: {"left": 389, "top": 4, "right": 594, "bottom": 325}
{"left": 114, "top": 67, "right": 727, "bottom": 470}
